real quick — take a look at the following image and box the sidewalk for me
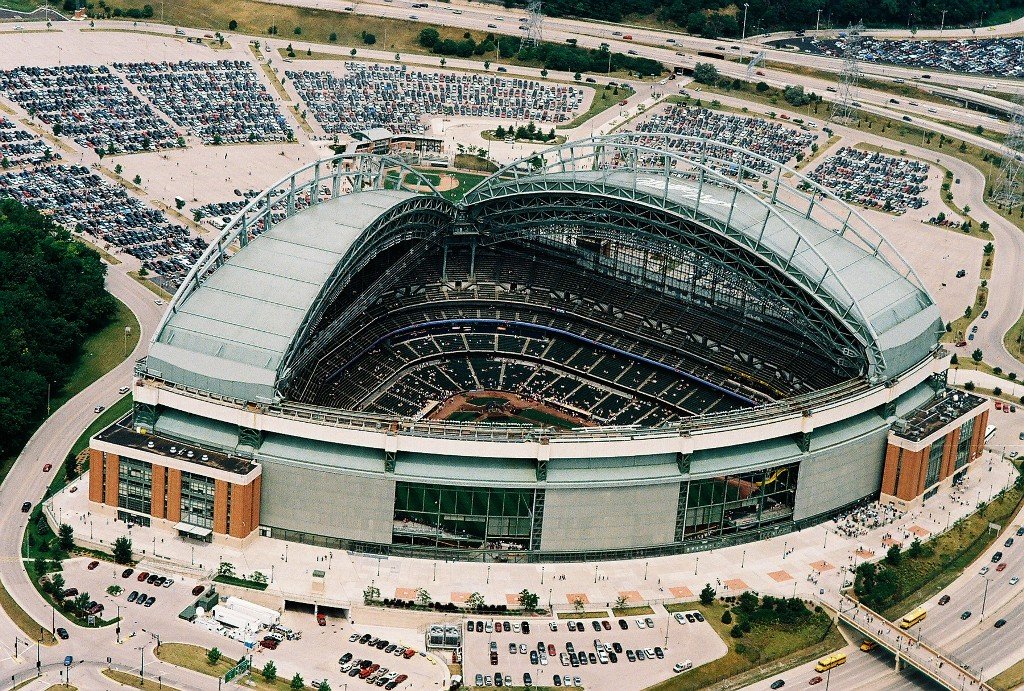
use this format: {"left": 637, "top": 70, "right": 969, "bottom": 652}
{"left": 48, "top": 453, "right": 1018, "bottom": 620}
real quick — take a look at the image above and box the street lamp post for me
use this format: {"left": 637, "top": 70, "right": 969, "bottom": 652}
{"left": 981, "top": 577, "right": 991, "bottom": 619}
{"left": 816, "top": 9, "right": 823, "bottom": 32}
{"left": 644, "top": 561, "right": 648, "bottom": 581}
{"left": 940, "top": 9, "right": 948, "bottom": 32}
{"left": 742, "top": 3, "right": 749, "bottom": 39}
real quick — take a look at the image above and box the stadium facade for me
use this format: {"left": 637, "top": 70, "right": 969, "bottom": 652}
{"left": 88, "top": 135, "right": 989, "bottom": 561}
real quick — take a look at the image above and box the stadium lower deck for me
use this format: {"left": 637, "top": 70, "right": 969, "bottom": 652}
{"left": 287, "top": 240, "right": 855, "bottom": 427}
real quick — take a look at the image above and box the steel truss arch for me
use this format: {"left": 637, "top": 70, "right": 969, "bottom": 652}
{"left": 463, "top": 133, "right": 935, "bottom": 382}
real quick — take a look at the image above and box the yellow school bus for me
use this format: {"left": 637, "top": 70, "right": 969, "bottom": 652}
{"left": 814, "top": 652, "right": 848, "bottom": 672}
{"left": 900, "top": 607, "right": 927, "bottom": 630}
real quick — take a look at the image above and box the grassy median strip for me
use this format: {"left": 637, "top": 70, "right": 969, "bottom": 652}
{"left": 103, "top": 669, "right": 183, "bottom": 691}
{"left": 0, "top": 576, "right": 57, "bottom": 645}
{"left": 154, "top": 642, "right": 238, "bottom": 677}
{"left": 856, "top": 477, "right": 1024, "bottom": 621}
{"left": 990, "top": 658, "right": 1024, "bottom": 691}
{"left": 655, "top": 599, "right": 843, "bottom": 691}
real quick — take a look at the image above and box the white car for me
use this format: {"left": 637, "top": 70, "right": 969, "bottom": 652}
{"left": 349, "top": 633, "right": 360, "bottom": 642}
{"left": 673, "top": 612, "right": 686, "bottom": 624}
{"left": 635, "top": 618, "right": 646, "bottom": 629}
{"left": 1011, "top": 576, "right": 1020, "bottom": 586}
{"left": 512, "top": 623, "right": 520, "bottom": 632}
{"left": 340, "top": 662, "right": 352, "bottom": 672}
{"left": 548, "top": 622, "right": 558, "bottom": 631}
{"left": 162, "top": 578, "right": 174, "bottom": 588}
{"left": 519, "top": 643, "right": 527, "bottom": 654}
{"left": 980, "top": 566, "right": 990, "bottom": 575}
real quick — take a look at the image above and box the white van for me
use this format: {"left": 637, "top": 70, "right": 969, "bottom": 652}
{"left": 673, "top": 660, "right": 693, "bottom": 673}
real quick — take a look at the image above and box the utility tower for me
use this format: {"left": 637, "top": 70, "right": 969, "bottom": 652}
{"left": 829, "top": 22, "right": 865, "bottom": 124}
{"left": 521, "top": 0, "right": 544, "bottom": 49}
{"left": 993, "top": 99, "right": 1024, "bottom": 210}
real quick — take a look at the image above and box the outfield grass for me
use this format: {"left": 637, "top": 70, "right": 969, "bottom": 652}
{"left": 453, "top": 154, "right": 499, "bottom": 174}
{"left": 654, "top": 601, "right": 844, "bottom": 691}
{"left": 517, "top": 408, "right": 578, "bottom": 429}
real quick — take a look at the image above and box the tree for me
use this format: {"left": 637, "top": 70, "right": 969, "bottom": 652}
{"left": 950, "top": 353, "right": 958, "bottom": 365}
{"left": 251, "top": 571, "right": 267, "bottom": 584}
{"left": 112, "top": 536, "right": 133, "bottom": 564}
{"left": 218, "top": 562, "right": 236, "bottom": 578}
{"left": 416, "top": 588, "right": 432, "bottom": 606}
{"left": 51, "top": 573, "right": 65, "bottom": 597}
{"left": 419, "top": 28, "right": 440, "bottom": 48}
{"left": 721, "top": 609, "right": 732, "bottom": 624}
{"left": 363, "top": 584, "right": 380, "bottom": 605}
{"left": 484, "top": 60, "right": 490, "bottom": 70}
{"left": 361, "top": 31, "right": 376, "bottom": 45}
{"left": 572, "top": 597, "right": 584, "bottom": 613}
{"left": 540, "top": 69, "right": 548, "bottom": 77}
{"left": 290, "top": 673, "right": 305, "bottom": 690}
{"left": 261, "top": 660, "right": 277, "bottom": 682}
{"left": 132, "top": 174, "right": 142, "bottom": 185}
{"left": 58, "top": 523, "right": 74, "bottom": 551}
{"left": 228, "top": 19, "right": 238, "bottom": 30}
{"left": 317, "top": 682, "right": 331, "bottom": 691}
{"left": 518, "top": 589, "right": 538, "bottom": 611}
{"left": 294, "top": 26, "right": 302, "bottom": 35}
{"left": 329, "top": 32, "right": 338, "bottom": 42}
{"left": 574, "top": 72, "right": 582, "bottom": 81}
{"left": 350, "top": 48, "right": 357, "bottom": 57}
{"left": 984, "top": 242, "right": 994, "bottom": 255}
{"left": 73, "top": 592, "right": 90, "bottom": 613}
{"left": 114, "top": 163, "right": 123, "bottom": 175}
{"left": 440, "top": 58, "right": 446, "bottom": 67}
{"left": 207, "top": 647, "right": 222, "bottom": 665}
{"left": 700, "top": 583, "right": 716, "bottom": 605}
{"left": 53, "top": 122, "right": 62, "bottom": 136}
{"left": 693, "top": 62, "right": 719, "bottom": 84}
{"left": 885, "top": 544, "right": 902, "bottom": 565}
{"left": 467, "top": 592, "right": 485, "bottom": 610}
{"left": 614, "top": 595, "right": 628, "bottom": 609}
{"left": 972, "top": 348, "right": 984, "bottom": 364}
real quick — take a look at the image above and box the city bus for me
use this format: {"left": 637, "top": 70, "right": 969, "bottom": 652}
{"left": 814, "top": 652, "right": 848, "bottom": 672}
{"left": 900, "top": 607, "right": 927, "bottom": 629}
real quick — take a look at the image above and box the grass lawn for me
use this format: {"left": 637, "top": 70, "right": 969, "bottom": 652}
{"left": 612, "top": 605, "right": 655, "bottom": 616}
{"left": 872, "top": 483, "right": 1023, "bottom": 620}
{"left": 556, "top": 610, "right": 608, "bottom": 619}
{"left": 53, "top": 297, "right": 139, "bottom": 411}
{"left": 453, "top": 154, "right": 499, "bottom": 174}
{"left": 154, "top": 643, "right": 237, "bottom": 677}
{"left": 128, "top": 270, "right": 173, "bottom": 300}
{"left": 941, "top": 285, "right": 988, "bottom": 345}
{"left": 1002, "top": 313, "right": 1024, "bottom": 371}
{"left": 655, "top": 601, "right": 844, "bottom": 691}
{"left": 102, "top": 670, "right": 183, "bottom": 691}
{"left": 990, "top": 658, "right": 1024, "bottom": 691}
{"left": 0, "top": 576, "right": 57, "bottom": 645}
{"left": 44, "top": 686, "right": 77, "bottom": 691}
{"left": 559, "top": 85, "right": 636, "bottom": 129}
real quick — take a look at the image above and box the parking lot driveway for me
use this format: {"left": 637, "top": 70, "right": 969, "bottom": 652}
{"left": 266, "top": 611, "right": 446, "bottom": 691}
{"left": 463, "top": 612, "right": 727, "bottom": 690}
{"left": 60, "top": 557, "right": 202, "bottom": 631}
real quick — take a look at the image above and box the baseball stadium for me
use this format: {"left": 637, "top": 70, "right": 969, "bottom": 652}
{"left": 87, "top": 133, "right": 989, "bottom": 562}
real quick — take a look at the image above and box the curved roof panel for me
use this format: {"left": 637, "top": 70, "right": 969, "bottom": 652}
{"left": 147, "top": 189, "right": 418, "bottom": 402}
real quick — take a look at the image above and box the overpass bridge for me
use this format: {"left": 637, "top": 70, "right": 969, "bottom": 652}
{"left": 820, "top": 598, "right": 993, "bottom": 690}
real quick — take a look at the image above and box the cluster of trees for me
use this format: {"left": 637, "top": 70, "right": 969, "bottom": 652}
{"left": 418, "top": 28, "right": 662, "bottom": 76}
{"left": 537, "top": 0, "right": 1017, "bottom": 36}
{"left": 854, "top": 539, "right": 927, "bottom": 611}
{"left": 495, "top": 123, "right": 557, "bottom": 142}
{"left": 0, "top": 200, "right": 115, "bottom": 461}
{"left": 722, "top": 591, "right": 818, "bottom": 638}
{"left": 68, "top": 0, "right": 154, "bottom": 19}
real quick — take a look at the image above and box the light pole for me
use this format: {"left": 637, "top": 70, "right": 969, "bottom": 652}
{"left": 816, "top": 9, "right": 823, "bottom": 32}
{"left": 742, "top": 3, "right": 749, "bottom": 40}
{"left": 980, "top": 577, "right": 991, "bottom": 619}
{"left": 124, "top": 326, "right": 132, "bottom": 357}
{"left": 486, "top": 565, "right": 491, "bottom": 584}
{"left": 694, "top": 555, "right": 698, "bottom": 575}
{"left": 940, "top": 9, "right": 948, "bottom": 32}
{"left": 644, "top": 561, "right": 648, "bottom": 581}
{"left": 741, "top": 550, "right": 746, "bottom": 568}
{"left": 541, "top": 565, "right": 545, "bottom": 584}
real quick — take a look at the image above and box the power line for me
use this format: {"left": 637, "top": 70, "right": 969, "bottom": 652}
{"left": 830, "top": 22, "right": 865, "bottom": 125}
{"left": 992, "top": 99, "right": 1024, "bottom": 211}
{"left": 521, "top": 0, "right": 544, "bottom": 49}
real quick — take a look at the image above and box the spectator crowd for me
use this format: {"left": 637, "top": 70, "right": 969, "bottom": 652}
{"left": 632, "top": 105, "right": 816, "bottom": 173}
{"left": 0, "top": 65, "right": 179, "bottom": 154}
{"left": 286, "top": 63, "right": 584, "bottom": 135}
{"left": 115, "top": 60, "right": 293, "bottom": 144}
{"left": 0, "top": 164, "right": 206, "bottom": 288}
{"left": 812, "top": 35, "right": 1024, "bottom": 77}
{"left": 0, "top": 115, "right": 55, "bottom": 167}
{"left": 809, "top": 146, "right": 930, "bottom": 213}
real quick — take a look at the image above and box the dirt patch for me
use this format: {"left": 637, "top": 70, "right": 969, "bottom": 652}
{"left": 428, "top": 390, "right": 593, "bottom": 428}
{"left": 403, "top": 172, "right": 459, "bottom": 193}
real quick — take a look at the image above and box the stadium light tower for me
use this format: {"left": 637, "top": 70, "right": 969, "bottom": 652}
{"left": 742, "top": 3, "right": 750, "bottom": 39}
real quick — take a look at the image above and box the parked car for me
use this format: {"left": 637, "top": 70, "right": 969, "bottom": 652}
{"left": 127, "top": 591, "right": 139, "bottom": 603}
{"left": 137, "top": 572, "right": 149, "bottom": 582}
{"left": 87, "top": 561, "right": 99, "bottom": 571}
{"left": 938, "top": 594, "right": 950, "bottom": 605}
{"left": 42, "top": 464, "right": 52, "bottom": 473}
{"left": 21, "top": 502, "right": 31, "bottom": 513}
{"left": 192, "top": 585, "right": 205, "bottom": 596}
{"left": 121, "top": 568, "right": 134, "bottom": 579}
{"left": 56, "top": 628, "right": 69, "bottom": 640}
{"left": 317, "top": 613, "right": 327, "bottom": 626}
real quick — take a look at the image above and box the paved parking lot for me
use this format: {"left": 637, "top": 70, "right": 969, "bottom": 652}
{"left": 59, "top": 556, "right": 202, "bottom": 636}
{"left": 462, "top": 612, "right": 727, "bottom": 690}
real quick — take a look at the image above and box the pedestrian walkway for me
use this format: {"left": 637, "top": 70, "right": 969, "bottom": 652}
{"left": 46, "top": 452, "right": 1018, "bottom": 620}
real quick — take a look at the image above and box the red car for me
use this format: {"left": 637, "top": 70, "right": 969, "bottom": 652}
{"left": 403, "top": 648, "right": 416, "bottom": 659}
{"left": 997, "top": 563, "right": 1008, "bottom": 572}
{"left": 42, "top": 464, "right": 52, "bottom": 473}
{"left": 809, "top": 676, "right": 823, "bottom": 685}
{"left": 192, "top": 585, "right": 205, "bottom": 596}
{"left": 137, "top": 572, "right": 150, "bottom": 582}
{"left": 87, "top": 561, "right": 99, "bottom": 570}
{"left": 317, "top": 613, "right": 327, "bottom": 626}
{"left": 260, "top": 638, "right": 278, "bottom": 650}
